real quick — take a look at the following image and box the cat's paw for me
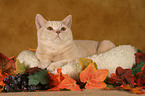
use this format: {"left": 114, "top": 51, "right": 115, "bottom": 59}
{"left": 47, "top": 64, "right": 58, "bottom": 73}
{"left": 47, "top": 62, "right": 64, "bottom": 73}
{"left": 39, "top": 60, "right": 51, "bottom": 69}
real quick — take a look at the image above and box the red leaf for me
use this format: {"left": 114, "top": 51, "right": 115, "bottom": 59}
{"left": 80, "top": 63, "right": 108, "bottom": 89}
{"left": 109, "top": 67, "right": 134, "bottom": 87}
{"left": 0, "top": 53, "right": 15, "bottom": 74}
{"left": 135, "top": 53, "right": 145, "bottom": 64}
{"left": 135, "top": 65, "right": 145, "bottom": 86}
{"left": 24, "top": 67, "right": 42, "bottom": 75}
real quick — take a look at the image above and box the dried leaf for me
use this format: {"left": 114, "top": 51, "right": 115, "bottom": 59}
{"left": 78, "top": 58, "right": 98, "bottom": 70}
{"left": 80, "top": 63, "right": 108, "bottom": 89}
{"left": 0, "top": 53, "right": 15, "bottom": 74}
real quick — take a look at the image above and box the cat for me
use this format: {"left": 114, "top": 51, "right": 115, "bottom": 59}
{"left": 35, "top": 14, "right": 115, "bottom": 72}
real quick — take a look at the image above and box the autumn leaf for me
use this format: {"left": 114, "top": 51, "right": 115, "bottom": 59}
{"left": 58, "top": 75, "right": 81, "bottom": 91}
{"left": 80, "top": 63, "right": 108, "bottom": 89}
{"left": 135, "top": 53, "right": 145, "bottom": 64}
{"left": 15, "top": 59, "right": 29, "bottom": 73}
{"left": 24, "top": 67, "right": 42, "bottom": 75}
{"left": 29, "top": 48, "right": 36, "bottom": 52}
{"left": 137, "top": 49, "right": 143, "bottom": 53}
{"left": 49, "top": 68, "right": 64, "bottom": 88}
{"left": 0, "top": 71, "right": 8, "bottom": 92}
{"left": 28, "top": 69, "right": 49, "bottom": 85}
{"left": 108, "top": 67, "right": 134, "bottom": 87}
{"left": 104, "top": 84, "right": 121, "bottom": 90}
{"left": 130, "top": 87, "right": 145, "bottom": 94}
{"left": 49, "top": 68, "right": 81, "bottom": 91}
{"left": 0, "top": 53, "right": 15, "bottom": 74}
{"left": 78, "top": 58, "right": 98, "bottom": 71}
{"left": 120, "top": 84, "right": 132, "bottom": 90}
{"left": 135, "top": 65, "right": 145, "bottom": 86}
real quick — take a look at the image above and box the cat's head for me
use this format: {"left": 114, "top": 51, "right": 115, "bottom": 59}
{"left": 35, "top": 14, "right": 73, "bottom": 44}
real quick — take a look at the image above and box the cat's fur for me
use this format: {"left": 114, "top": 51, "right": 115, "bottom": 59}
{"left": 35, "top": 14, "right": 115, "bottom": 72}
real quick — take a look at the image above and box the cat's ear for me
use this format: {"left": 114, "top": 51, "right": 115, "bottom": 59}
{"left": 62, "top": 15, "right": 72, "bottom": 28}
{"left": 35, "top": 14, "right": 47, "bottom": 29}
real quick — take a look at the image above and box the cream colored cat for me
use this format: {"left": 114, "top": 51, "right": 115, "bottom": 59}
{"left": 35, "top": 14, "right": 115, "bottom": 72}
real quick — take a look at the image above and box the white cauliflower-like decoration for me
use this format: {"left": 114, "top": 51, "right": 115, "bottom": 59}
{"left": 16, "top": 45, "right": 137, "bottom": 80}
{"left": 16, "top": 50, "right": 40, "bottom": 68}
{"left": 89, "top": 45, "right": 137, "bottom": 76}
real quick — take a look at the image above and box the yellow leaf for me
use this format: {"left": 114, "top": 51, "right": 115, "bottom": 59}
{"left": 16, "top": 59, "right": 28, "bottom": 73}
{"left": 79, "top": 58, "right": 93, "bottom": 70}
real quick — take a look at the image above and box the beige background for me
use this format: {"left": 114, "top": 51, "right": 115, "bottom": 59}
{"left": 0, "top": 0, "right": 145, "bottom": 95}
{"left": 0, "top": 0, "right": 145, "bottom": 57}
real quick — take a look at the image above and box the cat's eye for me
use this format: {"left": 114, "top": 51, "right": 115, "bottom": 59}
{"left": 47, "top": 27, "right": 53, "bottom": 30}
{"left": 61, "top": 27, "right": 66, "bottom": 31}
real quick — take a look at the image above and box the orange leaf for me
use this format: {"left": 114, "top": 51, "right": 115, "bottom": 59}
{"left": 49, "top": 68, "right": 64, "bottom": 88}
{"left": 120, "top": 84, "right": 145, "bottom": 94}
{"left": 28, "top": 48, "right": 36, "bottom": 52}
{"left": 48, "top": 69, "right": 81, "bottom": 91}
{"left": 85, "top": 80, "right": 107, "bottom": 89}
{"left": 48, "top": 86, "right": 60, "bottom": 91}
{"left": 131, "top": 87, "right": 145, "bottom": 94}
{"left": 58, "top": 74, "right": 81, "bottom": 91}
{"left": 0, "top": 72, "right": 9, "bottom": 92}
{"left": 80, "top": 63, "right": 108, "bottom": 89}
{"left": 120, "top": 84, "right": 132, "bottom": 90}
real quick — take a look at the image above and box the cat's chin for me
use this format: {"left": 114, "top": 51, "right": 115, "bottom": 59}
{"left": 53, "top": 38, "right": 64, "bottom": 43}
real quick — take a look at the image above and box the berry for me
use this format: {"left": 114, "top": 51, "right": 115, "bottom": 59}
{"left": 3, "top": 78, "right": 9, "bottom": 84}
{"left": 4, "top": 85, "right": 13, "bottom": 92}
{"left": 3, "top": 68, "right": 49, "bottom": 92}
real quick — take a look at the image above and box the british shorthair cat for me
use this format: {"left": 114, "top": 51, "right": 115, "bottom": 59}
{"left": 35, "top": 14, "right": 115, "bottom": 72}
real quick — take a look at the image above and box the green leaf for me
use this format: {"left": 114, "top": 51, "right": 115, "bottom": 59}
{"left": 104, "top": 76, "right": 109, "bottom": 83}
{"left": 60, "top": 88, "right": 71, "bottom": 91}
{"left": 16, "top": 59, "right": 29, "bottom": 73}
{"left": 28, "top": 77, "right": 39, "bottom": 85}
{"left": 132, "top": 61, "right": 145, "bottom": 75}
{"left": 78, "top": 58, "right": 98, "bottom": 70}
{"left": 93, "top": 62, "right": 98, "bottom": 70}
{"left": 28, "top": 69, "right": 49, "bottom": 85}
{"left": 137, "top": 49, "right": 143, "bottom": 53}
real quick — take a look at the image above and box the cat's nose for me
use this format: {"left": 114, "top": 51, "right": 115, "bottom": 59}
{"left": 56, "top": 31, "right": 60, "bottom": 34}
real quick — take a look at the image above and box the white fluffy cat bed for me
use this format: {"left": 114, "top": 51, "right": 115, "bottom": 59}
{"left": 17, "top": 45, "right": 136, "bottom": 80}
